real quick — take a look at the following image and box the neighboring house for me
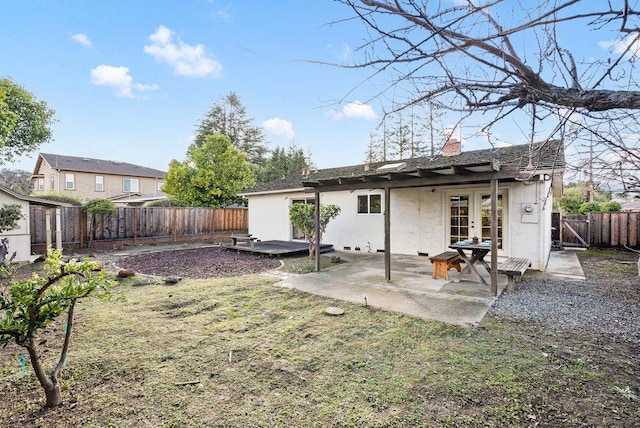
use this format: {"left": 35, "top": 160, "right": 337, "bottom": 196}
{"left": 31, "top": 153, "right": 166, "bottom": 202}
{"left": 241, "top": 140, "right": 564, "bottom": 271}
{"left": 0, "top": 184, "right": 69, "bottom": 262}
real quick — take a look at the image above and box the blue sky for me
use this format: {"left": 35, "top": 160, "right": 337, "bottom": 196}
{"left": 0, "top": 1, "right": 630, "bottom": 174}
{"left": 1, "top": 0, "right": 385, "bottom": 173}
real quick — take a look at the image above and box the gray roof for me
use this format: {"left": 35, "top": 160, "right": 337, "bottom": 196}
{"left": 244, "top": 140, "right": 564, "bottom": 194}
{"left": 37, "top": 153, "right": 166, "bottom": 178}
{"left": 0, "top": 183, "right": 72, "bottom": 207}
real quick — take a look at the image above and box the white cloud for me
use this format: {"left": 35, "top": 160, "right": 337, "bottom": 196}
{"left": 327, "top": 42, "right": 353, "bottom": 62}
{"left": 144, "top": 25, "right": 223, "bottom": 78}
{"left": 326, "top": 101, "right": 377, "bottom": 121}
{"left": 90, "top": 65, "right": 158, "bottom": 98}
{"left": 71, "top": 33, "right": 92, "bottom": 48}
{"left": 343, "top": 101, "right": 377, "bottom": 120}
{"left": 599, "top": 35, "right": 640, "bottom": 58}
{"left": 262, "top": 117, "right": 295, "bottom": 140}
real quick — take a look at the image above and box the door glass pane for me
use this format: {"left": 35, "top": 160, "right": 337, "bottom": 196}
{"left": 291, "top": 199, "right": 315, "bottom": 239}
{"left": 449, "top": 195, "right": 469, "bottom": 244}
{"left": 480, "top": 194, "right": 503, "bottom": 249}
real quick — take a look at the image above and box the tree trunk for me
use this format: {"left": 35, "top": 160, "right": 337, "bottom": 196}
{"left": 26, "top": 339, "right": 63, "bottom": 407}
{"left": 44, "top": 382, "right": 62, "bottom": 407}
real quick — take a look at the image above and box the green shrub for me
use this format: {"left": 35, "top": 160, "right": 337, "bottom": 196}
{"left": 83, "top": 198, "right": 116, "bottom": 215}
{"left": 603, "top": 201, "right": 622, "bottom": 212}
{"left": 578, "top": 201, "right": 602, "bottom": 214}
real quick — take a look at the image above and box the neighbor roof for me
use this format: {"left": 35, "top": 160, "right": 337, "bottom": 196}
{"left": 243, "top": 140, "right": 564, "bottom": 195}
{"left": 35, "top": 153, "right": 166, "bottom": 178}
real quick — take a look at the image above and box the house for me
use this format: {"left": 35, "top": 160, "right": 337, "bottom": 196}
{"left": 0, "top": 184, "right": 69, "bottom": 262}
{"left": 240, "top": 140, "right": 564, "bottom": 272}
{"left": 31, "top": 153, "right": 166, "bottom": 202}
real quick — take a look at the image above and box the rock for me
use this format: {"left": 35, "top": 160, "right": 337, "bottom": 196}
{"left": 164, "top": 276, "right": 182, "bottom": 285}
{"left": 118, "top": 269, "right": 136, "bottom": 278}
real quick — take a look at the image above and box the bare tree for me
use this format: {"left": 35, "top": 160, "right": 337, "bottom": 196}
{"left": 337, "top": 0, "right": 640, "bottom": 189}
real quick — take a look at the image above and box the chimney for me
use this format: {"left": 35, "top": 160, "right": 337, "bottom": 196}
{"left": 443, "top": 137, "right": 461, "bottom": 156}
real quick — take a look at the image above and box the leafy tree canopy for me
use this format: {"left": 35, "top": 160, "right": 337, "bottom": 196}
{"left": 0, "top": 168, "right": 32, "bottom": 195}
{"left": 195, "top": 92, "right": 268, "bottom": 166}
{"left": 0, "top": 78, "right": 55, "bottom": 164}
{"left": 163, "top": 134, "right": 256, "bottom": 208}
{"left": 257, "top": 143, "right": 308, "bottom": 184}
{"left": 0, "top": 204, "right": 23, "bottom": 233}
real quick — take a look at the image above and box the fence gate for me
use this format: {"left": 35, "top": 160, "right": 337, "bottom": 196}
{"left": 552, "top": 213, "right": 589, "bottom": 249}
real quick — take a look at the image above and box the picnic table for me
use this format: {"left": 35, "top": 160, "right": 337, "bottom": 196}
{"left": 449, "top": 240, "right": 492, "bottom": 285}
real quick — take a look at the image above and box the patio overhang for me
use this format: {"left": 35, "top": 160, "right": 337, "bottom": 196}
{"left": 302, "top": 160, "right": 516, "bottom": 192}
{"left": 303, "top": 160, "right": 515, "bottom": 296}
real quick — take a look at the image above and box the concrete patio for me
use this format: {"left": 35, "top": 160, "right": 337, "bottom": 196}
{"left": 268, "top": 249, "right": 586, "bottom": 326}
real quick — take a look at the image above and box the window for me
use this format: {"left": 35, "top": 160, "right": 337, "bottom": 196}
{"left": 357, "top": 194, "right": 382, "bottom": 214}
{"left": 49, "top": 174, "right": 54, "bottom": 190}
{"left": 157, "top": 181, "right": 164, "bottom": 192}
{"left": 65, "top": 173, "right": 75, "bottom": 190}
{"left": 35, "top": 178, "right": 44, "bottom": 191}
{"left": 123, "top": 178, "right": 139, "bottom": 192}
{"left": 95, "top": 175, "right": 104, "bottom": 192}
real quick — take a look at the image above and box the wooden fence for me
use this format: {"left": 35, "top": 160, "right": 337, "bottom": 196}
{"left": 554, "top": 212, "right": 640, "bottom": 248}
{"left": 30, "top": 206, "right": 248, "bottom": 249}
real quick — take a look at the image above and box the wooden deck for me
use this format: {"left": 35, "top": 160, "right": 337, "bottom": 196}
{"left": 224, "top": 240, "right": 333, "bottom": 257}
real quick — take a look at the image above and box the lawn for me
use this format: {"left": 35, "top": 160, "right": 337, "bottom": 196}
{"left": 0, "top": 252, "right": 638, "bottom": 427}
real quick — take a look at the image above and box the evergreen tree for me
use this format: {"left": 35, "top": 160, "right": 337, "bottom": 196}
{"left": 194, "top": 92, "right": 268, "bottom": 166}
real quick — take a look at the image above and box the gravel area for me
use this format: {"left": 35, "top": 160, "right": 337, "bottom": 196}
{"left": 490, "top": 276, "right": 640, "bottom": 344}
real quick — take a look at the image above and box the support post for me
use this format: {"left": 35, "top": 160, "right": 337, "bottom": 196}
{"left": 314, "top": 191, "right": 320, "bottom": 272}
{"left": 385, "top": 186, "right": 391, "bottom": 281}
{"left": 55, "top": 207, "right": 62, "bottom": 251}
{"left": 490, "top": 179, "right": 498, "bottom": 296}
{"left": 45, "top": 208, "right": 52, "bottom": 249}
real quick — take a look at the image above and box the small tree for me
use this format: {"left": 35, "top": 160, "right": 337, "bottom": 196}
{"left": 163, "top": 134, "right": 256, "bottom": 207}
{"left": 289, "top": 203, "right": 341, "bottom": 257}
{"left": 0, "top": 249, "right": 114, "bottom": 407}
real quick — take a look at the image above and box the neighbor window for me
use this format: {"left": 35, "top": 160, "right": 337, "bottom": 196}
{"left": 35, "top": 177, "right": 44, "bottom": 191}
{"left": 123, "top": 178, "right": 139, "bottom": 192}
{"left": 65, "top": 173, "right": 75, "bottom": 190}
{"left": 156, "top": 181, "right": 164, "bottom": 192}
{"left": 95, "top": 175, "right": 104, "bottom": 191}
{"left": 49, "top": 174, "right": 54, "bottom": 190}
{"left": 357, "top": 194, "right": 382, "bottom": 214}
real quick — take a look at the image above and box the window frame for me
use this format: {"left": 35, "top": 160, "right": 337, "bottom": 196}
{"left": 95, "top": 175, "right": 104, "bottom": 192}
{"left": 123, "top": 177, "right": 139, "bottom": 193}
{"left": 64, "top": 173, "right": 75, "bottom": 190}
{"left": 357, "top": 193, "right": 383, "bottom": 215}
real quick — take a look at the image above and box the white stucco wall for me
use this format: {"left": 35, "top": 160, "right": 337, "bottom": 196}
{"left": 246, "top": 177, "right": 555, "bottom": 271}
{"left": 0, "top": 193, "right": 32, "bottom": 263}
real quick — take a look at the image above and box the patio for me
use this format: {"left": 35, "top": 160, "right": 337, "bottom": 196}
{"left": 268, "top": 250, "right": 585, "bottom": 326}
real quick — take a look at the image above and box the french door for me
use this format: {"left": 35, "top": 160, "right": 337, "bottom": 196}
{"left": 448, "top": 191, "right": 504, "bottom": 249}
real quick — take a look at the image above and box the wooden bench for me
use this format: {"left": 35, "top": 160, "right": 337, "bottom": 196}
{"left": 429, "top": 251, "right": 462, "bottom": 281}
{"left": 498, "top": 257, "right": 531, "bottom": 291}
{"left": 230, "top": 234, "right": 257, "bottom": 248}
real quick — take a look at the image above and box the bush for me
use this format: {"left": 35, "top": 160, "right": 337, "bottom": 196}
{"left": 83, "top": 198, "right": 116, "bottom": 215}
{"left": 578, "top": 201, "right": 602, "bottom": 214}
{"left": 603, "top": 201, "right": 622, "bottom": 212}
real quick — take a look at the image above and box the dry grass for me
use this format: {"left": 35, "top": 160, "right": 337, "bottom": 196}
{"left": 0, "top": 253, "right": 639, "bottom": 427}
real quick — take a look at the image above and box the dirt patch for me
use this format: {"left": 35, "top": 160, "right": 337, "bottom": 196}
{"left": 112, "top": 246, "right": 282, "bottom": 279}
